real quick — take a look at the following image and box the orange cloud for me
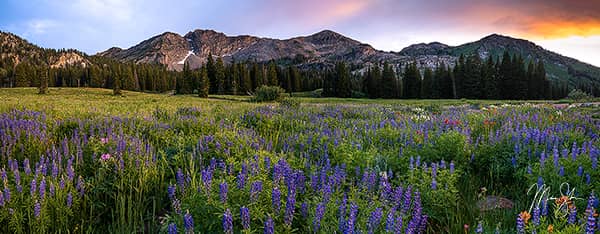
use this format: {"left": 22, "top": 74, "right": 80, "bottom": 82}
{"left": 525, "top": 20, "right": 600, "bottom": 38}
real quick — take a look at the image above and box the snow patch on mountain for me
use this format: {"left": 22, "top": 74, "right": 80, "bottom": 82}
{"left": 177, "top": 50, "right": 194, "bottom": 64}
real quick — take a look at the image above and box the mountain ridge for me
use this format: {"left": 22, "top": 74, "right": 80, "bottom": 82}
{"left": 1, "top": 29, "right": 599, "bottom": 89}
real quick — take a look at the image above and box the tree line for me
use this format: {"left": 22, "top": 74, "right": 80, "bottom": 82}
{"left": 0, "top": 50, "right": 595, "bottom": 99}
{"left": 324, "top": 51, "right": 573, "bottom": 100}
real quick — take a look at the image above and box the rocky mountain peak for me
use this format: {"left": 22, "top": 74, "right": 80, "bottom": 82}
{"left": 400, "top": 42, "right": 450, "bottom": 56}
{"left": 304, "top": 29, "right": 359, "bottom": 45}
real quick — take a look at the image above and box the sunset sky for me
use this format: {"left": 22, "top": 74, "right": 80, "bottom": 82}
{"left": 1, "top": 0, "right": 599, "bottom": 66}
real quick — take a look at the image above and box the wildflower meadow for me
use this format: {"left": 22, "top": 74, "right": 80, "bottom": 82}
{"left": 0, "top": 88, "right": 598, "bottom": 233}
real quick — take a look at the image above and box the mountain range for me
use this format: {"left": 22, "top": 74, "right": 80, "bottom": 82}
{"left": 2, "top": 29, "right": 599, "bottom": 88}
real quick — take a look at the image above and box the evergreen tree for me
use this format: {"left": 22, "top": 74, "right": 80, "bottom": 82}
{"left": 421, "top": 67, "right": 433, "bottom": 99}
{"left": 38, "top": 66, "right": 49, "bottom": 94}
{"left": 215, "top": 58, "right": 226, "bottom": 94}
{"left": 365, "top": 66, "right": 381, "bottom": 98}
{"left": 14, "top": 62, "right": 30, "bottom": 87}
{"left": 498, "top": 51, "right": 513, "bottom": 99}
{"left": 403, "top": 62, "right": 421, "bottom": 98}
{"left": 462, "top": 55, "right": 482, "bottom": 98}
{"left": 267, "top": 60, "right": 279, "bottom": 86}
{"left": 113, "top": 71, "right": 122, "bottom": 96}
{"left": 381, "top": 62, "right": 397, "bottom": 98}
{"left": 198, "top": 66, "right": 209, "bottom": 98}
{"left": 482, "top": 57, "right": 499, "bottom": 99}
{"left": 239, "top": 63, "right": 252, "bottom": 94}
{"left": 335, "top": 62, "right": 352, "bottom": 98}
{"left": 206, "top": 53, "right": 216, "bottom": 93}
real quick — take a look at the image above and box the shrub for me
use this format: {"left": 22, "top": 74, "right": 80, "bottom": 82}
{"left": 278, "top": 98, "right": 300, "bottom": 109}
{"left": 251, "top": 86, "right": 285, "bottom": 102}
{"left": 567, "top": 89, "right": 592, "bottom": 101}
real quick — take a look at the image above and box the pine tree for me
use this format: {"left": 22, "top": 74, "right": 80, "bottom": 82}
{"left": 198, "top": 66, "right": 209, "bottom": 98}
{"left": 403, "top": 62, "right": 421, "bottom": 98}
{"left": 215, "top": 58, "right": 226, "bottom": 94}
{"left": 534, "top": 60, "right": 549, "bottom": 99}
{"left": 381, "top": 62, "right": 397, "bottom": 98}
{"left": 267, "top": 60, "right": 279, "bottom": 86}
{"left": 482, "top": 57, "right": 499, "bottom": 99}
{"left": 206, "top": 53, "right": 216, "bottom": 93}
{"left": 38, "top": 66, "right": 49, "bottom": 94}
{"left": 498, "top": 51, "right": 512, "bottom": 99}
{"left": 239, "top": 63, "right": 252, "bottom": 94}
{"left": 113, "top": 72, "right": 122, "bottom": 96}
{"left": 335, "top": 62, "right": 352, "bottom": 98}
{"left": 365, "top": 66, "right": 381, "bottom": 98}
{"left": 462, "top": 55, "right": 482, "bottom": 98}
{"left": 14, "top": 62, "right": 30, "bottom": 87}
{"left": 421, "top": 67, "right": 433, "bottom": 99}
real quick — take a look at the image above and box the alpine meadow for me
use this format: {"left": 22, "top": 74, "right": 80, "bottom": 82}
{"left": 1, "top": 0, "right": 600, "bottom": 233}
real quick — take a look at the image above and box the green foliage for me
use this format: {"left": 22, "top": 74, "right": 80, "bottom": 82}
{"left": 278, "top": 98, "right": 300, "bottom": 109}
{"left": 252, "top": 85, "right": 285, "bottom": 102}
{"left": 567, "top": 89, "right": 593, "bottom": 101}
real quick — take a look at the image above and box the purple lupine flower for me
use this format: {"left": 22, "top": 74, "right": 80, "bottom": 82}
{"left": 237, "top": 170, "right": 246, "bottom": 189}
{"left": 313, "top": 202, "right": 325, "bottom": 232}
{"left": 419, "top": 215, "right": 428, "bottom": 232}
{"left": 394, "top": 215, "right": 403, "bottom": 234}
{"left": 172, "top": 199, "right": 182, "bottom": 214}
{"left": 586, "top": 212, "right": 596, "bottom": 234}
{"left": 338, "top": 195, "right": 348, "bottom": 232}
{"left": 66, "top": 192, "right": 72, "bottom": 207}
{"left": 201, "top": 168, "right": 213, "bottom": 193}
{"left": 568, "top": 206, "right": 577, "bottom": 224}
{"left": 223, "top": 209, "right": 233, "bottom": 234}
{"left": 76, "top": 176, "right": 85, "bottom": 197}
{"left": 30, "top": 178, "right": 37, "bottom": 197}
{"left": 284, "top": 191, "right": 296, "bottom": 226}
{"left": 385, "top": 209, "right": 395, "bottom": 232}
{"left": 3, "top": 188, "right": 10, "bottom": 202}
{"left": 51, "top": 163, "right": 59, "bottom": 178}
{"left": 167, "top": 184, "right": 176, "bottom": 200}
{"left": 431, "top": 178, "right": 437, "bottom": 190}
{"left": 586, "top": 174, "right": 591, "bottom": 184}
{"left": 537, "top": 176, "right": 543, "bottom": 188}
{"left": 578, "top": 166, "right": 584, "bottom": 177}
{"left": 301, "top": 202, "right": 308, "bottom": 218}
{"left": 39, "top": 178, "right": 46, "bottom": 200}
{"left": 322, "top": 183, "right": 332, "bottom": 204}
{"left": 59, "top": 177, "right": 65, "bottom": 189}
{"left": 0, "top": 191, "right": 4, "bottom": 207}
{"left": 516, "top": 216, "right": 525, "bottom": 234}
{"left": 49, "top": 183, "right": 55, "bottom": 197}
{"left": 250, "top": 181, "right": 263, "bottom": 202}
{"left": 34, "top": 201, "right": 41, "bottom": 218}
{"left": 532, "top": 207, "right": 540, "bottom": 226}
{"left": 183, "top": 211, "right": 194, "bottom": 234}
{"left": 168, "top": 223, "right": 178, "bottom": 234}
{"left": 272, "top": 187, "right": 281, "bottom": 213}
{"left": 219, "top": 182, "right": 228, "bottom": 204}
{"left": 449, "top": 161, "right": 455, "bottom": 174}
{"left": 367, "top": 207, "right": 383, "bottom": 234}
{"left": 402, "top": 186, "right": 412, "bottom": 214}
{"left": 559, "top": 166, "right": 565, "bottom": 177}
{"left": 346, "top": 203, "right": 358, "bottom": 234}
{"left": 176, "top": 168, "right": 185, "bottom": 191}
{"left": 241, "top": 207, "right": 250, "bottom": 230}
{"left": 264, "top": 216, "right": 274, "bottom": 234}
{"left": 541, "top": 199, "right": 548, "bottom": 216}
{"left": 24, "top": 159, "right": 31, "bottom": 175}
{"left": 476, "top": 221, "right": 483, "bottom": 233}
{"left": 264, "top": 157, "right": 271, "bottom": 170}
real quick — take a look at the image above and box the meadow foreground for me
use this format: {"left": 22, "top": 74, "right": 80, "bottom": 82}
{"left": 0, "top": 88, "right": 598, "bottom": 233}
